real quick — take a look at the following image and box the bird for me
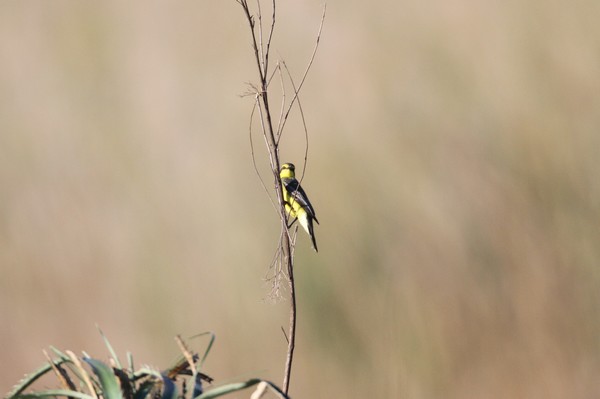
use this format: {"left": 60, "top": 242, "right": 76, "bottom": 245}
{"left": 279, "top": 163, "right": 319, "bottom": 252}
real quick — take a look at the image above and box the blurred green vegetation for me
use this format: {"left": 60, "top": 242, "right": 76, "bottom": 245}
{"left": 2, "top": 1, "right": 600, "bottom": 398}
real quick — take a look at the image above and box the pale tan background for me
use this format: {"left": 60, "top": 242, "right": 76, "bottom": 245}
{"left": 2, "top": 1, "right": 600, "bottom": 398}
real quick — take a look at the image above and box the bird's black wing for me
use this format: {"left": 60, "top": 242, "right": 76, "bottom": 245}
{"left": 283, "top": 178, "right": 319, "bottom": 223}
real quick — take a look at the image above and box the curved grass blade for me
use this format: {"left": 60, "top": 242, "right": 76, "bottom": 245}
{"left": 68, "top": 352, "right": 97, "bottom": 398}
{"left": 83, "top": 358, "right": 123, "bottom": 399}
{"left": 5, "top": 358, "right": 71, "bottom": 399}
{"left": 16, "top": 389, "right": 96, "bottom": 399}
{"left": 195, "top": 379, "right": 288, "bottom": 399}
{"left": 96, "top": 326, "right": 122, "bottom": 369}
{"left": 127, "top": 352, "right": 134, "bottom": 379}
{"left": 188, "top": 332, "right": 215, "bottom": 369}
{"left": 49, "top": 346, "right": 71, "bottom": 361}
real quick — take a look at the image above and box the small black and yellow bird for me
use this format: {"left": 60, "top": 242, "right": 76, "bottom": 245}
{"left": 279, "top": 163, "right": 319, "bottom": 252}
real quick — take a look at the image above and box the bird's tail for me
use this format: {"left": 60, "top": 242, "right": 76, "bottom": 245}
{"left": 299, "top": 213, "right": 318, "bottom": 252}
{"left": 307, "top": 217, "right": 318, "bottom": 252}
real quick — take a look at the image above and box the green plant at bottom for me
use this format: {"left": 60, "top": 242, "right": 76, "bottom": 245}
{"left": 5, "top": 331, "right": 287, "bottom": 399}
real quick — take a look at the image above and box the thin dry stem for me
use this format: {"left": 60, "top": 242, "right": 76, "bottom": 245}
{"left": 175, "top": 335, "right": 197, "bottom": 377}
{"left": 236, "top": 0, "right": 323, "bottom": 394}
{"left": 264, "top": 0, "right": 276, "bottom": 74}
{"left": 66, "top": 350, "right": 97, "bottom": 399}
{"left": 281, "top": 61, "right": 310, "bottom": 183}
{"left": 249, "top": 96, "right": 278, "bottom": 213}
{"left": 275, "top": 63, "right": 286, "bottom": 141}
{"left": 44, "top": 350, "right": 76, "bottom": 392}
{"left": 256, "top": 0, "right": 264, "bottom": 74}
{"left": 276, "top": 5, "right": 326, "bottom": 144}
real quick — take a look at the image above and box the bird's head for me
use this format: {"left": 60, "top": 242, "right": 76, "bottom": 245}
{"left": 280, "top": 163, "right": 296, "bottom": 178}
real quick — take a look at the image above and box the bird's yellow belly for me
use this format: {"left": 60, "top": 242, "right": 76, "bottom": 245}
{"left": 284, "top": 202, "right": 296, "bottom": 218}
{"left": 285, "top": 202, "right": 310, "bottom": 234}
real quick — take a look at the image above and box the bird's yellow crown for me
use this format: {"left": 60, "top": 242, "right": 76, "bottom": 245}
{"left": 280, "top": 163, "right": 296, "bottom": 178}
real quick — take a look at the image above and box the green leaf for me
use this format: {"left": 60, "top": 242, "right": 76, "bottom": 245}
{"left": 188, "top": 332, "right": 215, "bottom": 369}
{"left": 97, "top": 326, "right": 122, "bottom": 369}
{"left": 127, "top": 352, "right": 135, "bottom": 378}
{"left": 83, "top": 358, "right": 123, "bottom": 399}
{"left": 196, "top": 379, "right": 288, "bottom": 399}
{"left": 5, "top": 364, "right": 54, "bottom": 399}
{"left": 195, "top": 379, "right": 261, "bottom": 399}
{"left": 49, "top": 346, "right": 71, "bottom": 361}
{"left": 16, "top": 389, "right": 96, "bottom": 399}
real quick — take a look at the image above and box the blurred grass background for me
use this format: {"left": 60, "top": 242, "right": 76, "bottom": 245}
{"left": 1, "top": 1, "right": 600, "bottom": 398}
